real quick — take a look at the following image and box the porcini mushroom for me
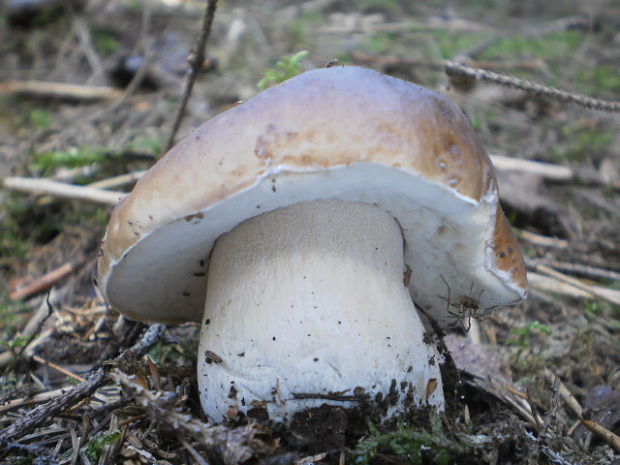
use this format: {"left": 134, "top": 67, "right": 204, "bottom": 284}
{"left": 98, "top": 66, "right": 527, "bottom": 422}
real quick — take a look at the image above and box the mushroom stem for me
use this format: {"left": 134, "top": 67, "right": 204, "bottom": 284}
{"left": 198, "top": 199, "right": 444, "bottom": 422}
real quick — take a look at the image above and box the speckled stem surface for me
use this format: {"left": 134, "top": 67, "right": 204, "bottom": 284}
{"left": 198, "top": 199, "right": 444, "bottom": 422}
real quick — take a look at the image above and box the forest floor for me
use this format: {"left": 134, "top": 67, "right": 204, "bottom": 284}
{"left": 1, "top": 0, "right": 619, "bottom": 464}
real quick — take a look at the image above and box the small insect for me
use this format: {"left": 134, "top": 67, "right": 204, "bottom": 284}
{"left": 438, "top": 275, "right": 484, "bottom": 332}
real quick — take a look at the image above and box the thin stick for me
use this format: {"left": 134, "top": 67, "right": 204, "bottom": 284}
{"left": 350, "top": 51, "right": 620, "bottom": 113}
{"left": 516, "top": 229, "right": 569, "bottom": 249}
{"left": 87, "top": 171, "right": 146, "bottom": 190}
{"left": 536, "top": 264, "right": 620, "bottom": 306}
{"left": 0, "top": 388, "right": 68, "bottom": 414}
{"left": 491, "top": 154, "right": 619, "bottom": 190}
{"left": 10, "top": 259, "right": 84, "bottom": 301}
{"left": 0, "top": 298, "right": 53, "bottom": 368}
{"left": 31, "top": 355, "right": 85, "bottom": 383}
{"left": 179, "top": 438, "right": 210, "bottom": 465}
{"left": 528, "top": 258, "right": 620, "bottom": 282}
{"left": 0, "top": 80, "right": 122, "bottom": 101}
{"left": 445, "top": 61, "right": 620, "bottom": 113}
{"left": 528, "top": 271, "right": 620, "bottom": 304}
{"left": 2, "top": 177, "right": 125, "bottom": 205}
{"left": 165, "top": 0, "right": 218, "bottom": 151}
{"left": 543, "top": 369, "right": 620, "bottom": 453}
{"left": 489, "top": 154, "right": 572, "bottom": 181}
{"left": 0, "top": 324, "right": 165, "bottom": 445}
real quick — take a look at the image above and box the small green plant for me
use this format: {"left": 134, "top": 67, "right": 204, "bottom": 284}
{"left": 93, "top": 28, "right": 120, "bottom": 55}
{"left": 481, "top": 31, "right": 584, "bottom": 63}
{"left": 6, "top": 335, "right": 30, "bottom": 350}
{"left": 507, "top": 320, "right": 552, "bottom": 359}
{"left": 86, "top": 430, "right": 122, "bottom": 462}
{"left": 355, "top": 416, "right": 470, "bottom": 465}
{"left": 28, "top": 109, "right": 53, "bottom": 130}
{"left": 0, "top": 298, "right": 27, "bottom": 339}
{"left": 257, "top": 51, "right": 309, "bottom": 90}
{"left": 32, "top": 146, "right": 108, "bottom": 174}
{"left": 125, "top": 136, "right": 164, "bottom": 156}
{"left": 550, "top": 125, "right": 614, "bottom": 162}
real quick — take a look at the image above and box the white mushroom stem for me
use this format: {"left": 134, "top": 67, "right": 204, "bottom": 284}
{"left": 198, "top": 199, "right": 444, "bottom": 422}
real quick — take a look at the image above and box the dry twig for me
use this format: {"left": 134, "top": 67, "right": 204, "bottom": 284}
{"left": 0, "top": 80, "right": 122, "bottom": 101}
{"left": 2, "top": 177, "right": 125, "bottom": 205}
{"left": 543, "top": 369, "right": 620, "bottom": 453}
{"left": 0, "top": 298, "right": 53, "bottom": 369}
{"left": 489, "top": 155, "right": 572, "bottom": 181}
{"left": 445, "top": 62, "right": 620, "bottom": 113}
{"left": 111, "top": 369, "right": 270, "bottom": 465}
{"left": 527, "top": 258, "right": 620, "bottom": 282}
{"left": 535, "top": 264, "right": 620, "bottom": 306}
{"left": 0, "top": 324, "right": 165, "bottom": 445}
{"left": 165, "top": 0, "right": 218, "bottom": 151}
{"left": 527, "top": 271, "right": 620, "bottom": 304}
{"left": 516, "top": 230, "right": 568, "bottom": 249}
{"left": 10, "top": 259, "right": 85, "bottom": 301}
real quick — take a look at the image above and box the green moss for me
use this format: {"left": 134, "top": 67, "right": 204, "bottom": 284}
{"left": 481, "top": 31, "right": 585, "bottom": 62}
{"left": 288, "top": 11, "right": 322, "bottom": 42}
{"left": 354, "top": 415, "right": 475, "bottom": 465}
{"left": 92, "top": 28, "right": 120, "bottom": 56}
{"left": 574, "top": 66, "right": 620, "bottom": 96}
{"left": 86, "top": 430, "right": 122, "bottom": 462}
{"left": 28, "top": 109, "right": 54, "bottom": 130}
{"left": 32, "top": 147, "right": 108, "bottom": 175}
{"left": 550, "top": 126, "right": 614, "bottom": 162}
{"left": 0, "top": 292, "right": 29, "bottom": 339}
{"left": 362, "top": 33, "right": 396, "bottom": 54}
{"left": 428, "top": 30, "right": 492, "bottom": 59}
{"left": 125, "top": 136, "right": 164, "bottom": 156}
{"left": 1, "top": 195, "right": 39, "bottom": 259}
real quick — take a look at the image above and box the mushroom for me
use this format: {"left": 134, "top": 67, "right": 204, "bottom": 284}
{"left": 98, "top": 66, "right": 527, "bottom": 422}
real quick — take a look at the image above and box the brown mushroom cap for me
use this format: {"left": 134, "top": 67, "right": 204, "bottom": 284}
{"left": 97, "top": 66, "right": 527, "bottom": 327}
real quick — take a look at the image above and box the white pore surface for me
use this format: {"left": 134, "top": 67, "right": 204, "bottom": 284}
{"left": 198, "top": 200, "right": 444, "bottom": 422}
{"left": 108, "top": 164, "right": 522, "bottom": 329}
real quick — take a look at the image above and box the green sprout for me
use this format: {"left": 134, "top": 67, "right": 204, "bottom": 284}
{"left": 86, "top": 430, "right": 122, "bottom": 462}
{"left": 32, "top": 147, "right": 107, "bottom": 174}
{"left": 507, "top": 320, "right": 552, "bottom": 361}
{"left": 257, "top": 51, "right": 309, "bottom": 90}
